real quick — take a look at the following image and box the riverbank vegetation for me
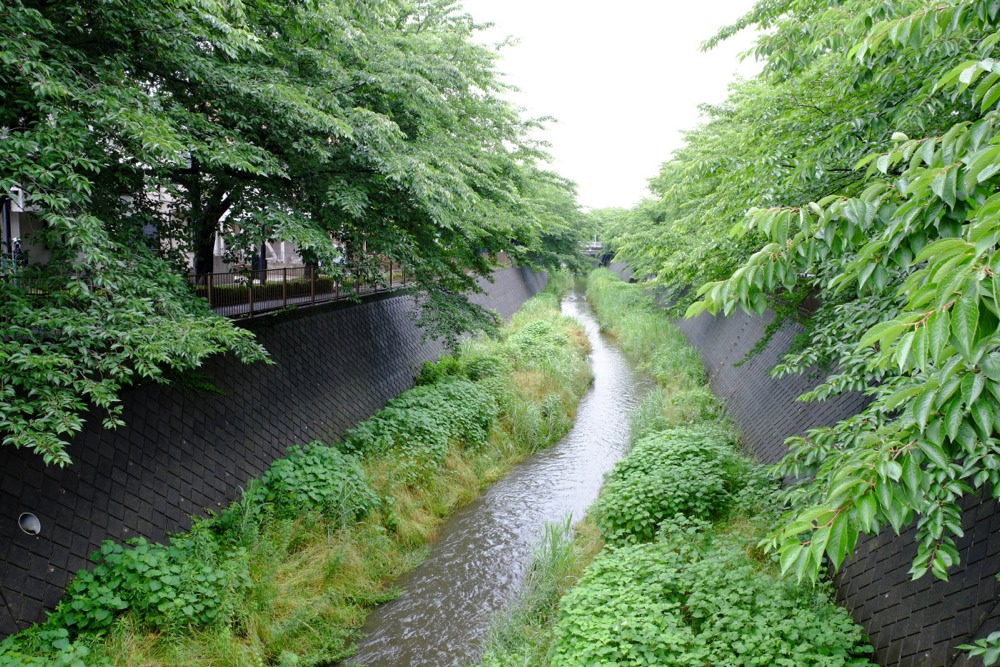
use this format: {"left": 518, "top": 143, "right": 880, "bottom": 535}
{"left": 0, "top": 285, "right": 592, "bottom": 667}
{"left": 477, "top": 516, "right": 603, "bottom": 667}
{"left": 600, "top": 3, "right": 1000, "bottom": 641}
{"left": 478, "top": 269, "right": 875, "bottom": 665}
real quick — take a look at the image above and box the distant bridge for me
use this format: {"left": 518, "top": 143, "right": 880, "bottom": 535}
{"left": 581, "top": 240, "right": 614, "bottom": 266}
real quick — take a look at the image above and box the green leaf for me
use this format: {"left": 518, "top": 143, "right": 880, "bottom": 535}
{"left": 971, "top": 399, "right": 995, "bottom": 437}
{"left": 885, "top": 384, "right": 925, "bottom": 411}
{"left": 859, "top": 320, "right": 905, "bottom": 349}
{"left": 825, "top": 513, "right": 851, "bottom": 569}
{"left": 902, "top": 454, "right": 922, "bottom": 494}
{"left": 915, "top": 238, "right": 972, "bottom": 263}
{"left": 961, "top": 372, "right": 985, "bottom": 407}
{"left": 779, "top": 541, "right": 805, "bottom": 577}
{"left": 912, "top": 387, "right": 938, "bottom": 431}
{"left": 928, "top": 310, "right": 951, "bottom": 360}
{"left": 916, "top": 438, "right": 950, "bottom": 469}
{"left": 952, "top": 289, "right": 980, "bottom": 359}
{"left": 856, "top": 493, "right": 878, "bottom": 532}
{"left": 981, "top": 353, "right": 1000, "bottom": 381}
{"left": 967, "top": 144, "right": 1000, "bottom": 182}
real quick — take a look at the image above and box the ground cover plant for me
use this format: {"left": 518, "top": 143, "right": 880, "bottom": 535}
{"left": 0, "top": 281, "right": 592, "bottom": 667}
{"left": 550, "top": 518, "right": 874, "bottom": 667}
{"left": 492, "top": 269, "right": 874, "bottom": 666}
{"left": 592, "top": 426, "right": 745, "bottom": 546}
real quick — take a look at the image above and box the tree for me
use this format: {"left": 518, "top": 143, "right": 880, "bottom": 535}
{"left": 1, "top": 0, "right": 271, "bottom": 466}
{"left": 510, "top": 171, "right": 594, "bottom": 273}
{"left": 0, "top": 0, "right": 581, "bottom": 465}
{"left": 609, "top": 0, "right": 1000, "bottom": 613}
{"left": 679, "top": 0, "right": 1000, "bottom": 592}
{"left": 610, "top": 0, "right": 982, "bottom": 315}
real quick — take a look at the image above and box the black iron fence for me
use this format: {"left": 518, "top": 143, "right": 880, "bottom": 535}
{"left": 189, "top": 263, "right": 408, "bottom": 318}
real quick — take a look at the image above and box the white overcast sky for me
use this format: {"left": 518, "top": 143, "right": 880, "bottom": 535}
{"left": 459, "top": 1, "right": 763, "bottom": 210}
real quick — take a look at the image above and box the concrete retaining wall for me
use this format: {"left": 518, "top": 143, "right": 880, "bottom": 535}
{"left": 0, "top": 266, "right": 546, "bottom": 636}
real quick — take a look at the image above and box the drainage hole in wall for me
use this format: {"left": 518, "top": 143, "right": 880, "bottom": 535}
{"left": 18, "top": 513, "right": 41, "bottom": 536}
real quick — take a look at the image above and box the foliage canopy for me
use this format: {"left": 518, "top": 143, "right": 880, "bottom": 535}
{"left": 0, "top": 0, "right": 587, "bottom": 464}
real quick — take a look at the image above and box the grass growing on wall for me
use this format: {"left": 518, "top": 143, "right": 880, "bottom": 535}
{"left": 477, "top": 268, "right": 875, "bottom": 666}
{"left": 0, "top": 283, "right": 592, "bottom": 667}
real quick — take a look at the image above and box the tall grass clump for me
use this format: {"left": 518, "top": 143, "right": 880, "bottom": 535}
{"left": 534, "top": 268, "right": 876, "bottom": 665}
{"left": 478, "top": 516, "right": 603, "bottom": 667}
{"left": 587, "top": 268, "right": 722, "bottom": 427}
{"left": 0, "top": 290, "right": 593, "bottom": 667}
{"left": 542, "top": 269, "right": 575, "bottom": 297}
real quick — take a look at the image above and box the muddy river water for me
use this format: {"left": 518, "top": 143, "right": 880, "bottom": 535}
{"left": 344, "top": 290, "right": 650, "bottom": 666}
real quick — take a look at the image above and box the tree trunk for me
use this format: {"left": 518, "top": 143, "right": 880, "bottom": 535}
{"left": 191, "top": 215, "right": 216, "bottom": 278}
{"left": 187, "top": 162, "right": 240, "bottom": 279}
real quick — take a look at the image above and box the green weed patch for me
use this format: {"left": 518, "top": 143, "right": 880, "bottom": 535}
{"left": 593, "top": 426, "right": 744, "bottom": 546}
{"left": 551, "top": 520, "right": 873, "bottom": 667}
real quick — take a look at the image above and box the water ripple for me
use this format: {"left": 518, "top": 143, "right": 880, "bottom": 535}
{"left": 342, "top": 290, "right": 650, "bottom": 666}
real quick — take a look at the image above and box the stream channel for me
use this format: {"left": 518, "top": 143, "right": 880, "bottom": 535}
{"left": 343, "top": 289, "right": 651, "bottom": 666}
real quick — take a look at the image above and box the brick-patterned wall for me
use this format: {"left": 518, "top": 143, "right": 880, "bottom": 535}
{"left": 674, "top": 309, "right": 1000, "bottom": 665}
{"left": 610, "top": 256, "right": 1000, "bottom": 666}
{"left": 674, "top": 309, "right": 870, "bottom": 465}
{"left": 0, "top": 266, "right": 546, "bottom": 636}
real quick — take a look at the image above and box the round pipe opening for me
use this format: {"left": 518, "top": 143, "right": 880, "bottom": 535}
{"left": 18, "top": 513, "right": 41, "bottom": 536}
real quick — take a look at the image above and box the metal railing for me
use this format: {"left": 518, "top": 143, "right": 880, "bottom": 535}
{"left": 189, "top": 262, "right": 408, "bottom": 318}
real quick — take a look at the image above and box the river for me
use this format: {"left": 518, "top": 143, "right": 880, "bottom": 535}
{"left": 344, "top": 289, "right": 649, "bottom": 666}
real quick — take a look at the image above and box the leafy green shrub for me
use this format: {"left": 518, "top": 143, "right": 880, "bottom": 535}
{"left": 460, "top": 350, "right": 511, "bottom": 383}
{"left": 593, "top": 426, "right": 743, "bottom": 545}
{"left": 415, "top": 355, "right": 463, "bottom": 386}
{"left": 0, "top": 627, "right": 108, "bottom": 667}
{"left": 261, "top": 443, "right": 380, "bottom": 523}
{"left": 730, "top": 463, "right": 784, "bottom": 524}
{"left": 46, "top": 532, "right": 250, "bottom": 635}
{"left": 342, "top": 378, "right": 499, "bottom": 482}
{"left": 550, "top": 526, "right": 875, "bottom": 667}
{"left": 506, "top": 320, "right": 571, "bottom": 367}
{"left": 203, "top": 479, "right": 269, "bottom": 549}
{"left": 416, "top": 349, "right": 511, "bottom": 389}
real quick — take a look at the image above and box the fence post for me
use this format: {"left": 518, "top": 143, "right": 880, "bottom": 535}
{"left": 310, "top": 265, "right": 316, "bottom": 305}
{"left": 207, "top": 273, "right": 213, "bottom": 307}
{"left": 248, "top": 273, "right": 254, "bottom": 316}
{"left": 282, "top": 267, "right": 287, "bottom": 308}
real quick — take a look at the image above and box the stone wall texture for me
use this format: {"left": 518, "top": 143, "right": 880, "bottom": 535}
{"left": 606, "top": 263, "right": 1000, "bottom": 666}
{"left": 0, "top": 266, "right": 547, "bottom": 637}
